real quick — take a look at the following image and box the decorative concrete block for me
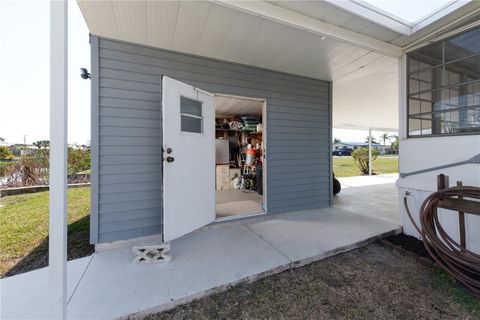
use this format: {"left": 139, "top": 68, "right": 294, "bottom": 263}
{"left": 132, "top": 243, "right": 172, "bottom": 263}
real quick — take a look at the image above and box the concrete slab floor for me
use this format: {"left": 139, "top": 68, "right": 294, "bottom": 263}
{"left": 1, "top": 180, "right": 400, "bottom": 319}
{"left": 335, "top": 174, "right": 400, "bottom": 226}
{"left": 215, "top": 189, "right": 262, "bottom": 205}
{"left": 338, "top": 173, "right": 398, "bottom": 188}
{"left": 0, "top": 256, "right": 92, "bottom": 319}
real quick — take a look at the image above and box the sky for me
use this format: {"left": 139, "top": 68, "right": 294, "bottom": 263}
{"left": 1, "top": 0, "right": 453, "bottom": 145}
{"left": 1, "top": 0, "right": 90, "bottom": 145}
{"left": 364, "top": 0, "right": 453, "bottom": 23}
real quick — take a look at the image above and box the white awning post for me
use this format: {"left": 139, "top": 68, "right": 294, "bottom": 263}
{"left": 49, "top": 1, "right": 68, "bottom": 319}
{"left": 368, "top": 128, "right": 372, "bottom": 176}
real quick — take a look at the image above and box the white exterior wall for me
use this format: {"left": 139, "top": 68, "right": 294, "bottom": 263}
{"left": 397, "top": 135, "right": 480, "bottom": 254}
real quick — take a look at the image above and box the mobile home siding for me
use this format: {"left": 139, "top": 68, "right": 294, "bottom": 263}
{"left": 92, "top": 36, "right": 332, "bottom": 244}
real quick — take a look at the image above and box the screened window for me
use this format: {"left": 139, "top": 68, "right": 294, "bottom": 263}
{"left": 407, "top": 26, "right": 480, "bottom": 137}
{"left": 180, "top": 96, "right": 203, "bottom": 134}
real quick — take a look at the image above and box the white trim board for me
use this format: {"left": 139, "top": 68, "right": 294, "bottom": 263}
{"left": 326, "top": 0, "right": 472, "bottom": 35}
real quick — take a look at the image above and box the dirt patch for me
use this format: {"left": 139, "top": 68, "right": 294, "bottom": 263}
{"left": 386, "top": 233, "right": 431, "bottom": 259}
{"left": 143, "top": 244, "right": 479, "bottom": 320}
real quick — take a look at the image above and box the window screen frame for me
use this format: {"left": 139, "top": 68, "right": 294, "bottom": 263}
{"left": 406, "top": 26, "right": 480, "bottom": 138}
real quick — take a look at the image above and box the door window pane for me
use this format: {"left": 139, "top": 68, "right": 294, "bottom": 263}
{"left": 180, "top": 96, "right": 202, "bottom": 117}
{"left": 181, "top": 115, "right": 202, "bottom": 133}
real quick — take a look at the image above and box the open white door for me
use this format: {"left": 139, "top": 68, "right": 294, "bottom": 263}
{"left": 162, "top": 76, "right": 215, "bottom": 242}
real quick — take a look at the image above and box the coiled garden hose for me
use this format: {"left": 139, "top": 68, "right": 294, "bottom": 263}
{"left": 404, "top": 186, "right": 480, "bottom": 295}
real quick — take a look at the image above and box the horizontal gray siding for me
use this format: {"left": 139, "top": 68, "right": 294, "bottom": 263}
{"left": 92, "top": 36, "right": 331, "bottom": 244}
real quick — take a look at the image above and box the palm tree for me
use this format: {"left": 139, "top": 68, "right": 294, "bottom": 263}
{"left": 364, "top": 136, "right": 378, "bottom": 144}
{"left": 333, "top": 137, "right": 341, "bottom": 144}
{"left": 390, "top": 135, "right": 399, "bottom": 154}
{"left": 379, "top": 133, "right": 390, "bottom": 146}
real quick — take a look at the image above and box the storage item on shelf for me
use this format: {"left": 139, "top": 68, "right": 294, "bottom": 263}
{"left": 229, "top": 120, "right": 243, "bottom": 130}
{"left": 216, "top": 119, "right": 230, "bottom": 129}
{"left": 230, "top": 168, "right": 241, "bottom": 189}
{"left": 215, "top": 139, "right": 229, "bottom": 164}
{"left": 240, "top": 116, "right": 261, "bottom": 131}
{"left": 245, "top": 144, "right": 257, "bottom": 165}
{"left": 216, "top": 164, "right": 230, "bottom": 190}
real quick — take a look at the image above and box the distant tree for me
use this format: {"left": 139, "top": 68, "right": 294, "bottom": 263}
{"left": 33, "top": 140, "right": 50, "bottom": 149}
{"left": 379, "top": 133, "right": 390, "bottom": 146}
{"left": 0, "top": 146, "right": 14, "bottom": 159}
{"left": 352, "top": 147, "right": 379, "bottom": 175}
{"left": 0, "top": 137, "right": 5, "bottom": 143}
{"left": 333, "top": 137, "right": 342, "bottom": 144}
{"left": 390, "top": 135, "right": 399, "bottom": 153}
{"left": 68, "top": 146, "right": 91, "bottom": 175}
{"left": 364, "top": 136, "right": 378, "bottom": 144}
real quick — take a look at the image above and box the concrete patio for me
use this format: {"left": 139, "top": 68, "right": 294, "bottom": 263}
{"left": 1, "top": 174, "right": 400, "bottom": 319}
{"left": 335, "top": 173, "right": 400, "bottom": 226}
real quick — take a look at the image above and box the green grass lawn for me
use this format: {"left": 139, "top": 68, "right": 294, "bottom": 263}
{"left": 333, "top": 156, "right": 398, "bottom": 178}
{"left": 0, "top": 187, "right": 93, "bottom": 277}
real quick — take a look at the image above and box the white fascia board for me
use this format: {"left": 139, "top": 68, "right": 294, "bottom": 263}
{"left": 412, "top": 0, "right": 472, "bottom": 33}
{"left": 214, "top": 0, "right": 403, "bottom": 58}
{"left": 405, "top": 18, "right": 480, "bottom": 52}
{"left": 326, "top": 0, "right": 412, "bottom": 35}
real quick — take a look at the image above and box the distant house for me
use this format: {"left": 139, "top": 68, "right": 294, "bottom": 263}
{"left": 20, "top": 146, "right": 38, "bottom": 156}
{"left": 332, "top": 142, "right": 390, "bottom": 155}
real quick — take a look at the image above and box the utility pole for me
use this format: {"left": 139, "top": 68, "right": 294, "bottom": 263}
{"left": 23, "top": 135, "right": 28, "bottom": 146}
{"left": 368, "top": 128, "right": 372, "bottom": 176}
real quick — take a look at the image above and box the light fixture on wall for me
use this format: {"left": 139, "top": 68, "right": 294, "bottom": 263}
{"left": 80, "top": 68, "right": 91, "bottom": 80}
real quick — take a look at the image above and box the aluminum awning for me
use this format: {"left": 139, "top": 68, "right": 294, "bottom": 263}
{"left": 77, "top": 0, "right": 480, "bottom": 131}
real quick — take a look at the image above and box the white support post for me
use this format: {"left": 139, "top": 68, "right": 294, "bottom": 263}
{"left": 398, "top": 54, "right": 407, "bottom": 140}
{"left": 49, "top": 1, "right": 68, "bottom": 319}
{"left": 368, "top": 128, "right": 372, "bottom": 176}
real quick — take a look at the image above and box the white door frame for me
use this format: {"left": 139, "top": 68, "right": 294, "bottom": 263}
{"left": 213, "top": 93, "right": 268, "bottom": 221}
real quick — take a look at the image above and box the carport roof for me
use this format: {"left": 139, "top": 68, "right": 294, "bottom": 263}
{"left": 76, "top": 0, "right": 480, "bottom": 131}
